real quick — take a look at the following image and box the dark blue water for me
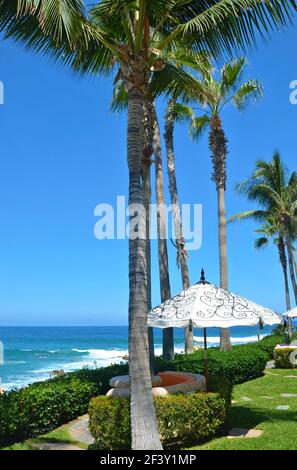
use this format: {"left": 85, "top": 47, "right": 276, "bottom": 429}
{"left": 0, "top": 325, "right": 274, "bottom": 390}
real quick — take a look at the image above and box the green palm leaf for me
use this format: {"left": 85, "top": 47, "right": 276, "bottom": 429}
{"left": 233, "top": 79, "right": 264, "bottom": 110}
{"left": 189, "top": 114, "right": 210, "bottom": 141}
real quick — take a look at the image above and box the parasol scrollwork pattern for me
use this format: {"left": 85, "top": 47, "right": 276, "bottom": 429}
{"left": 148, "top": 283, "right": 279, "bottom": 326}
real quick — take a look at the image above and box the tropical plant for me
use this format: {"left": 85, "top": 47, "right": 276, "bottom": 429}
{"left": 164, "top": 99, "right": 194, "bottom": 353}
{"left": 150, "top": 101, "right": 175, "bottom": 360}
{"left": 229, "top": 152, "right": 297, "bottom": 306}
{"left": 175, "top": 56, "right": 263, "bottom": 350}
{"left": 253, "top": 216, "right": 291, "bottom": 311}
{"left": 111, "top": 86, "right": 175, "bottom": 360}
{"left": 1, "top": 0, "right": 296, "bottom": 451}
{"left": 141, "top": 100, "right": 155, "bottom": 371}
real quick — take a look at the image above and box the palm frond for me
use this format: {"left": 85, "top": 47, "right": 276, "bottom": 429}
{"left": 110, "top": 80, "right": 128, "bottom": 112}
{"left": 189, "top": 114, "right": 210, "bottom": 141}
{"left": 254, "top": 236, "right": 269, "bottom": 249}
{"left": 227, "top": 209, "right": 267, "bottom": 223}
{"left": 0, "top": 0, "right": 87, "bottom": 44}
{"left": 232, "top": 79, "right": 263, "bottom": 110}
{"left": 150, "top": 60, "right": 208, "bottom": 100}
{"left": 220, "top": 57, "right": 246, "bottom": 95}
{"left": 161, "top": 0, "right": 297, "bottom": 58}
{"left": 172, "top": 103, "right": 195, "bottom": 123}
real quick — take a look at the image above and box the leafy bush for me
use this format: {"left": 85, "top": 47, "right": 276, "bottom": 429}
{"left": 0, "top": 363, "right": 128, "bottom": 446}
{"left": 156, "top": 343, "right": 267, "bottom": 385}
{"left": 290, "top": 332, "right": 297, "bottom": 343}
{"left": 272, "top": 324, "right": 285, "bottom": 336}
{"left": 89, "top": 375, "right": 231, "bottom": 450}
{"left": 274, "top": 346, "right": 297, "bottom": 369}
{"left": 256, "top": 334, "right": 283, "bottom": 358}
{"left": 208, "top": 374, "right": 233, "bottom": 409}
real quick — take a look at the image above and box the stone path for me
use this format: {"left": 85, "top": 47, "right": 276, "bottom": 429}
{"left": 227, "top": 428, "right": 263, "bottom": 439}
{"left": 240, "top": 396, "right": 252, "bottom": 402}
{"left": 266, "top": 360, "right": 275, "bottom": 369}
{"left": 276, "top": 405, "right": 290, "bottom": 410}
{"left": 68, "top": 414, "right": 94, "bottom": 445}
{"left": 31, "top": 415, "right": 93, "bottom": 451}
{"left": 32, "top": 442, "right": 83, "bottom": 451}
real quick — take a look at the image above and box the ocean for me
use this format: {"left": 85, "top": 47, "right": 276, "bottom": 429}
{"left": 0, "top": 325, "right": 275, "bottom": 391}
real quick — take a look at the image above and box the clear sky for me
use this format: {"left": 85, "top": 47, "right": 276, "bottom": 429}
{"left": 0, "top": 22, "right": 296, "bottom": 326}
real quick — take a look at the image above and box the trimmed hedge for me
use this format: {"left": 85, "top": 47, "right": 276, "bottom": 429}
{"left": 89, "top": 374, "right": 232, "bottom": 450}
{"left": 156, "top": 342, "right": 268, "bottom": 385}
{"left": 255, "top": 334, "right": 283, "bottom": 358}
{"left": 0, "top": 335, "right": 269, "bottom": 446}
{"left": 0, "top": 364, "right": 128, "bottom": 446}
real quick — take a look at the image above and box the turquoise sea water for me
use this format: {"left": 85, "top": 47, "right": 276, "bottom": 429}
{"left": 0, "top": 325, "right": 275, "bottom": 390}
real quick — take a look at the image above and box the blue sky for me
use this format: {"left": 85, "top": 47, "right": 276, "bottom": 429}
{"left": 0, "top": 23, "right": 296, "bottom": 326}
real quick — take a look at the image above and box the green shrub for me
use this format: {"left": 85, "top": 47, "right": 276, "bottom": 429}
{"left": 208, "top": 374, "right": 233, "bottom": 410}
{"left": 274, "top": 346, "right": 297, "bottom": 369}
{"left": 272, "top": 324, "right": 285, "bottom": 336}
{"left": 156, "top": 343, "right": 267, "bottom": 385}
{"left": 0, "top": 363, "right": 128, "bottom": 447}
{"left": 256, "top": 334, "right": 283, "bottom": 358}
{"left": 89, "top": 375, "right": 231, "bottom": 450}
{"left": 290, "top": 332, "right": 297, "bottom": 343}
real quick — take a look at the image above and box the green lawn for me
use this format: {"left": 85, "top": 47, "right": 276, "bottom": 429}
{"left": 191, "top": 368, "right": 297, "bottom": 450}
{"left": 1, "top": 424, "right": 88, "bottom": 451}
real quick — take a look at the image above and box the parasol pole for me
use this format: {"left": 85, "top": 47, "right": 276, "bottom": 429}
{"left": 198, "top": 269, "right": 210, "bottom": 392}
{"left": 203, "top": 327, "right": 209, "bottom": 391}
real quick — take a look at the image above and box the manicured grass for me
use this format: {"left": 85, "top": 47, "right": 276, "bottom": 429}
{"left": 191, "top": 369, "right": 297, "bottom": 450}
{"left": 1, "top": 442, "right": 36, "bottom": 450}
{"left": 1, "top": 423, "right": 87, "bottom": 451}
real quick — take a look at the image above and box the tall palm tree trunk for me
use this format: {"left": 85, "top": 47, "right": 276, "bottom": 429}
{"left": 151, "top": 101, "right": 174, "bottom": 361}
{"left": 293, "top": 251, "right": 297, "bottom": 279}
{"left": 278, "top": 236, "right": 291, "bottom": 311}
{"left": 209, "top": 115, "right": 231, "bottom": 351}
{"left": 142, "top": 103, "right": 155, "bottom": 373}
{"left": 126, "top": 76, "right": 162, "bottom": 450}
{"left": 164, "top": 99, "right": 193, "bottom": 354}
{"left": 284, "top": 228, "right": 297, "bottom": 305}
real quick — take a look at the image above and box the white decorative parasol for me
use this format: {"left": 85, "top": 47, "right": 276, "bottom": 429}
{"left": 148, "top": 270, "right": 281, "bottom": 329}
{"left": 283, "top": 307, "right": 297, "bottom": 319}
{"left": 148, "top": 270, "right": 281, "bottom": 390}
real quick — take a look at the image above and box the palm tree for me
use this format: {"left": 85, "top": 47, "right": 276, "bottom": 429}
{"left": 253, "top": 217, "right": 291, "bottom": 311}
{"left": 111, "top": 86, "right": 175, "bottom": 360}
{"left": 150, "top": 101, "right": 175, "bottom": 360}
{"left": 142, "top": 100, "right": 155, "bottom": 372}
{"left": 230, "top": 152, "right": 297, "bottom": 306}
{"left": 164, "top": 98, "right": 193, "bottom": 353}
{"left": 2, "top": 0, "right": 296, "bottom": 451}
{"left": 160, "top": 54, "right": 211, "bottom": 355}
{"left": 179, "top": 57, "right": 263, "bottom": 350}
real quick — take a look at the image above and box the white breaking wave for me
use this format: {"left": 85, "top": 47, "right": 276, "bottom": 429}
{"left": 72, "top": 348, "right": 128, "bottom": 359}
{"left": 194, "top": 334, "right": 268, "bottom": 345}
{"left": 2, "top": 335, "right": 267, "bottom": 391}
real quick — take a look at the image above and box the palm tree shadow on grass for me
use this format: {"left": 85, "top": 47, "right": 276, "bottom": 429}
{"left": 225, "top": 405, "right": 297, "bottom": 431}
